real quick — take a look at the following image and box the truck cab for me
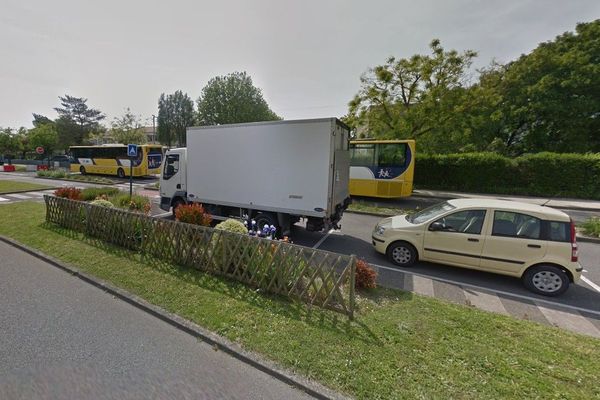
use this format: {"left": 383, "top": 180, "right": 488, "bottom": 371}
{"left": 159, "top": 148, "right": 187, "bottom": 213}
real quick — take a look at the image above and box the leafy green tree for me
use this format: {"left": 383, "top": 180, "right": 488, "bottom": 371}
{"left": 482, "top": 20, "right": 600, "bottom": 154}
{"left": 110, "top": 108, "right": 147, "bottom": 144}
{"left": 54, "top": 95, "right": 105, "bottom": 148}
{"left": 157, "top": 93, "right": 174, "bottom": 147}
{"left": 197, "top": 71, "right": 281, "bottom": 126}
{"left": 157, "top": 91, "right": 194, "bottom": 146}
{"left": 0, "top": 128, "right": 23, "bottom": 160}
{"left": 347, "top": 40, "right": 477, "bottom": 153}
{"left": 28, "top": 124, "right": 59, "bottom": 158}
{"left": 32, "top": 113, "right": 54, "bottom": 128}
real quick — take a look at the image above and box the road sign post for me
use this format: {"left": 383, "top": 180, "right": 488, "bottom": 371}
{"left": 127, "top": 144, "right": 137, "bottom": 198}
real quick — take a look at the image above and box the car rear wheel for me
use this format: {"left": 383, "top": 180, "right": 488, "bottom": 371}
{"left": 523, "top": 265, "right": 569, "bottom": 296}
{"left": 79, "top": 166, "right": 86, "bottom": 175}
{"left": 117, "top": 168, "right": 125, "bottom": 179}
{"left": 386, "top": 241, "right": 417, "bottom": 267}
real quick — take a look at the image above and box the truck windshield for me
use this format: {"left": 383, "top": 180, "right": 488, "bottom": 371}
{"left": 407, "top": 202, "right": 456, "bottom": 224}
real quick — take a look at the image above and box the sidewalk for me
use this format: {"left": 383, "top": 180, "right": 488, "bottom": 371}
{"left": 413, "top": 189, "right": 600, "bottom": 212}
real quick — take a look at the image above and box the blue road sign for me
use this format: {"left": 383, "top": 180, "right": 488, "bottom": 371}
{"left": 127, "top": 144, "right": 137, "bottom": 157}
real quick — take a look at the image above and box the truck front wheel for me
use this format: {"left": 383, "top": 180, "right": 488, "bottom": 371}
{"left": 172, "top": 198, "right": 185, "bottom": 218}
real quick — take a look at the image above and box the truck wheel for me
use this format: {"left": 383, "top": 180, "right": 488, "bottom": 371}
{"left": 253, "top": 212, "right": 277, "bottom": 235}
{"left": 117, "top": 168, "right": 125, "bottom": 179}
{"left": 172, "top": 199, "right": 185, "bottom": 218}
{"left": 79, "top": 166, "right": 86, "bottom": 175}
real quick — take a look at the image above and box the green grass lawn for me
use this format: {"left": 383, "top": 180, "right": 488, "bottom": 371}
{"left": 0, "top": 180, "right": 54, "bottom": 194}
{"left": 347, "top": 202, "right": 408, "bottom": 216}
{"left": 581, "top": 217, "right": 600, "bottom": 238}
{"left": 2, "top": 201, "right": 599, "bottom": 399}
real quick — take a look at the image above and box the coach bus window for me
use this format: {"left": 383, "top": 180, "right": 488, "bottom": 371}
{"left": 350, "top": 144, "right": 375, "bottom": 166}
{"left": 378, "top": 143, "right": 406, "bottom": 168}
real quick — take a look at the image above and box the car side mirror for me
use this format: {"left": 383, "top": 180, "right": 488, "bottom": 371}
{"left": 429, "top": 221, "right": 444, "bottom": 231}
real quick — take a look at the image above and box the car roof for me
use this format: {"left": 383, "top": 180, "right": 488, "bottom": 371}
{"left": 447, "top": 198, "right": 570, "bottom": 221}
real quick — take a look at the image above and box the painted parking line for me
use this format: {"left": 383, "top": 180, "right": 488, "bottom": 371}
{"left": 411, "top": 275, "right": 435, "bottom": 297}
{"left": 537, "top": 304, "right": 600, "bottom": 338}
{"left": 581, "top": 275, "right": 600, "bottom": 293}
{"left": 27, "top": 192, "right": 46, "bottom": 197}
{"left": 372, "top": 262, "right": 600, "bottom": 318}
{"left": 5, "top": 193, "right": 32, "bottom": 199}
{"left": 464, "top": 289, "right": 508, "bottom": 315}
{"left": 312, "top": 229, "right": 334, "bottom": 249}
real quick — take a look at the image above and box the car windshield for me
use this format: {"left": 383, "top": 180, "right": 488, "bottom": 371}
{"left": 407, "top": 201, "right": 456, "bottom": 224}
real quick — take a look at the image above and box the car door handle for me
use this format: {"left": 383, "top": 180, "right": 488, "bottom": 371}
{"left": 467, "top": 238, "right": 479, "bottom": 242}
{"left": 527, "top": 244, "right": 541, "bottom": 248}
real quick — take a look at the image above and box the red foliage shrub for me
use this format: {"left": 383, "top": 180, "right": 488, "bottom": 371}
{"left": 355, "top": 259, "right": 377, "bottom": 289}
{"left": 175, "top": 203, "right": 212, "bottom": 226}
{"left": 54, "top": 187, "right": 82, "bottom": 200}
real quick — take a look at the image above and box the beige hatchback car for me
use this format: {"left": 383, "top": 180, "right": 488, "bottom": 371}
{"left": 372, "top": 199, "right": 581, "bottom": 296}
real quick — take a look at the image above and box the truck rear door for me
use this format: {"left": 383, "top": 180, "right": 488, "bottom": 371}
{"left": 330, "top": 122, "right": 350, "bottom": 214}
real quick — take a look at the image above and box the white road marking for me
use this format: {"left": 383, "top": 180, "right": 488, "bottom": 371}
{"left": 537, "top": 304, "right": 600, "bottom": 338}
{"left": 372, "top": 262, "right": 600, "bottom": 317}
{"left": 411, "top": 275, "right": 435, "bottom": 297}
{"left": 312, "top": 229, "right": 334, "bottom": 249}
{"left": 153, "top": 212, "right": 172, "bottom": 218}
{"left": 464, "top": 289, "right": 508, "bottom": 315}
{"left": 581, "top": 275, "right": 600, "bottom": 293}
{"left": 5, "top": 193, "right": 32, "bottom": 199}
{"left": 0, "top": 196, "right": 9, "bottom": 202}
{"left": 27, "top": 192, "right": 46, "bottom": 197}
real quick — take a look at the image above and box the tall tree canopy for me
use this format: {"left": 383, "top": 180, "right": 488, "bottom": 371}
{"left": 197, "top": 71, "right": 281, "bottom": 126}
{"left": 346, "top": 40, "right": 477, "bottom": 152}
{"left": 110, "top": 108, "right": 147, "bottom": 144}
{"left": 157, "top": 91, "right": 194, "bottom": 147}
{"left": 53, "top": 95, "right": 105, "bottom": 148}
{"left": 0, "top": 128, "right": 23, "bottom": 159}
{"left": 347, "top": 19, "right": 599, "bottom": 154}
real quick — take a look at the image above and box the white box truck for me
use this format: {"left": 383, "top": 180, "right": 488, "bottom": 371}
{"left": 159, "top": 118, "right": 351, "bottom": 237}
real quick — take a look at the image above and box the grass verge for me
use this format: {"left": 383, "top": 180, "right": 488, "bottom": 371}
{"left": 581, "top": 217, "right": 600, "bottom": 238}
{"left": 347, "top": 202, "right": 408, "bottom": 216}
{"left": 2, "top": 202, "right": 599, "bottom": 399}
{"left": 0, "top": 180, "right": 54, "bottom": 194}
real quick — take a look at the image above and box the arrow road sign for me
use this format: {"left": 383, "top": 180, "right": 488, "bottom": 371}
{"left": 127, "top": 144, "right": 137, "bottom": 157}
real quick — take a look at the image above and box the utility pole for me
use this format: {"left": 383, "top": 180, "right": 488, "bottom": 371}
{"left": 152, "top": 114, "right": 156, "bottom": 144}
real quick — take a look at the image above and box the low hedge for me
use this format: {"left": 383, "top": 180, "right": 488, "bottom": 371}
{"left": 414, "top": 152, "right": 600, "bottom": 199}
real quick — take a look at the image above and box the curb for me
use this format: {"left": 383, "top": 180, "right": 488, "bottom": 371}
{"left": 577, "top": 235, "right": 600, "bottom": 244}
{"left": 0, "top": 234, "right": 347, "bottom": 400}
{"left": 411, "top": 193, "right": 600, "bottom": 213}
{"left": 35, "top": 176, "right": 119, "bottom": 186}
{"left": 346, "top": 210, "right": 393, "bottom": 218}
{"left": 0, "top": 187, "right": 58, "bottom": 195}
{"left": 143, "top": 186, "right": 159, "bottom": 191}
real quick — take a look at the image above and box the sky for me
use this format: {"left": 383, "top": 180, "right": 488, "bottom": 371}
{"left": 1, "top": 0, "right": 599, "bottom": 129}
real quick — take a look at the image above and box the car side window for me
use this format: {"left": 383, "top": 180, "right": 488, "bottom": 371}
{"left": 492, "top": 211, "right": 541, "bottom": 239}
{"left": 163, "top": 154, "right": 179, "bottom": 180}
{"left": 432, "top": 210, "right": 486, "bottom": 234}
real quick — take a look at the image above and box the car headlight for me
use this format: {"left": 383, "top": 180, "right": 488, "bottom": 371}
{"left": 375, "top": 225, "right": 386, "bottom": 235}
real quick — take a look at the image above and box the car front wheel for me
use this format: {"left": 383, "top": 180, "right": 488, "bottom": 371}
{"left": 386, "top": 241, "right": 417, "bottom": 267}
{"left": 523, "top": 265, "right": 570, "bottom": 296}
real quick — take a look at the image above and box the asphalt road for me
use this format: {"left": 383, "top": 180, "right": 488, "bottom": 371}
{"left": 0, "top": 241, "right": 314, "bottom": 400}
{"left": 289, "top": 212, "right": 600, "bottom": 313}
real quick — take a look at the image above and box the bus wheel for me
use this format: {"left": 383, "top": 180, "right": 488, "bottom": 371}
{"left": 117, "top": 168, "right": 125, "bottom": 179}
{"left": 79, "top": 166, "right": 86, "bottom": 175}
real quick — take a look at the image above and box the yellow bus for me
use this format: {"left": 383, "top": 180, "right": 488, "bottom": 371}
{"left": 349, "top": 139, "right": 415, "bottom": 198}
{"left": 69, "top": 144, "right": 165, "bottom": 178}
